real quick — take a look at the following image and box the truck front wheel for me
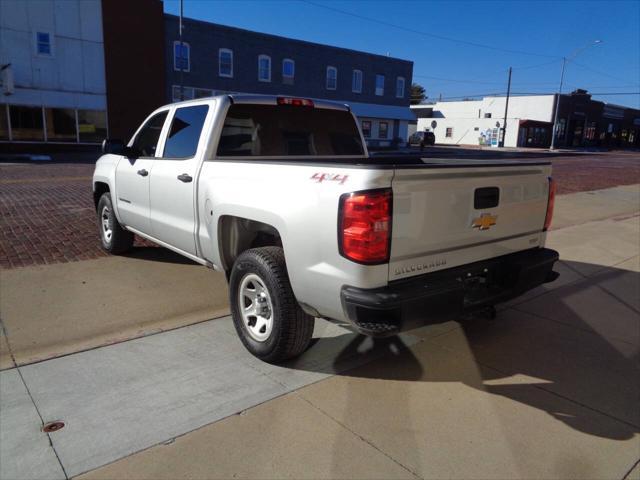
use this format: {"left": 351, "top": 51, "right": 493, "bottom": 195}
{"left": 229, "top": 247, "right": 314, "bottom": 363}
{"left": 97, "top": 192, "right": 134, "bottom": 254}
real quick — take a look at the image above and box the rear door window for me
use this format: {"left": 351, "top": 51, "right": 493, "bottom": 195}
{"left": 131, "top": 111, "right": 168, "bottom": 157}
{"left": 163, "top": 105, "right": 209, "bottom": 158}
{"left": 217, "top": 104, "right": 364, "bottom": 157}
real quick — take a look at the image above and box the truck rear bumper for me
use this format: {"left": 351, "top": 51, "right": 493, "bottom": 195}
{"left": 340, "top": 247, "right": 559, "bottom": 336}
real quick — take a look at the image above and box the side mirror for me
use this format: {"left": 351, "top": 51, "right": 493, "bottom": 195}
{"left": 102, "top": 138, "right": 125, "bottom": 155}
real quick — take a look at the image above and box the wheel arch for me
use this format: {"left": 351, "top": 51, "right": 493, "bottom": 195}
{"left": 217, "top": 215, "right": 284, "bottom": 278}
{"left": 93, "top": 181, "right": 110, "bottom": 210}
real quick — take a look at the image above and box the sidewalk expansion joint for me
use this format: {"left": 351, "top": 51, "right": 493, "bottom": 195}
{"left": 296, "top": 393, "right": 423, "bottom": 480}
{"left": 0, "top": 319, "right": 70, "bottom": 480}
{"left": 622, "top": 458, "right": 640, "bottom": 480}
{"left": 6, "top": 311, "right": 229, "bottom": 370}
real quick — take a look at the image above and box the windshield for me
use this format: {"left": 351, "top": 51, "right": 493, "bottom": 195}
{"left": 217, "top": 104, "right": 365, "bottom": 157}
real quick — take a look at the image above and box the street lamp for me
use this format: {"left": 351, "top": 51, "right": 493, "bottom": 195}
{"left": 550, "top": 40, "right": 602, "bottom": 150}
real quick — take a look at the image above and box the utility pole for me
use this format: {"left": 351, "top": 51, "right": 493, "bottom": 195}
{"left": 550, "top": 57, "right": 566, "bottom": 150}
{"left": 179, "top": 0, "right": 184, "bottom": 101}
{"left": 499, "top": 67, "right": 512, "bottom": 148}
{"left": 550, "top": 40, "right": 601, "bottom": 150}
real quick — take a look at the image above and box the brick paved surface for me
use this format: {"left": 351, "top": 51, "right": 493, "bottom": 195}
{"left": 1, "top": 151, "right": 638, "bottom": 269}
{"left": 552, "top": 151, "right": 640, "bottom": 194}
{"left": 0, "top": 162, "right": 154, "bottom": 269}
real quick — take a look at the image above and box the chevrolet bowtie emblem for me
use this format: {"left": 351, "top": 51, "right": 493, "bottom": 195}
{"left": 472, "top": 213, "right": 498, "bottom": 231}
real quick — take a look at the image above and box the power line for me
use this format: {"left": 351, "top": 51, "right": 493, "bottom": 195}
{"left": 413, "top": 74, "right": 505, "bottom": 85}
{"left": 513, "top": 92, "right": 640, "bottom": 96}
{"left": 302, "top": 0, "right": 635, "bottom": 92}
{"left": 301, "top": 0, "right": 560, "bottom": 59}
{"left": 569, "top": 60, "right": 637, "bottom": 84}
{"left": 511, "top": 59, "right": 563, "bottom": 71}
{"left": 419, "top": 92, "right": 640, "bottom": 101}
{"left": 415, "top": 73, "right": 573, "bottom": 87}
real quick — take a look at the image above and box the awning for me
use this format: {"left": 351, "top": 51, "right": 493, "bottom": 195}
{"left": 519, "top": 119, "right": 552, "bottom": 128}
{"left": 346, "top": 101, "right": 416, "bottom": 121}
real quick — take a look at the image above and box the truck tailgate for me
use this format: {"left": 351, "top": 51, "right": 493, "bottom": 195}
{"left": 389, "top": 160, "right": 552, "bottom": 281}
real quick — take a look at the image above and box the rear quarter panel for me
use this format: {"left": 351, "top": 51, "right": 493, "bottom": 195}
{"left": 197, "top": 161, "right": 393, "bottom": 322}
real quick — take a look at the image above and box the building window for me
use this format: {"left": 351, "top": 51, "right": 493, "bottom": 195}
{"left": 219, "top": 48, "right": 233, "bottom": 77}
{"left": 396, "top": 77, "right": 405, "bottom": 98}
{"left": 352, "top": 70, "right": 362, "bottom": 93}
{"left": 557, "top": 118, "right": 566, "bottom": 139}
{"left": 361, "top": 120, "right": 371, "bottom": 138}
{"left": 172, "top": 85, "right": 213, "bottom": 102}
{"left": 35, "top": 32, "right": 52, "bottom": 56}
{"left": 379, "top": 122, "right": 389, "bottom": 139}
{"left": 172, "top": 85, "right": 194, "bottom": 102}
{"left": 375, "top": 75, "right": 384, "bottom": 96}
{"left": 282, "top": 59, "right": 295, "bottom": 84}
{"left": 193, "top": 87, "right": 213, "bottom": 98}
{"left": 484, "top": 113, "right": 492, "bottom": 118}
{"left": 173, "top": 41, "right": 190, "bottom": 72}
{"left": 44, "top": 108, "right": 76, "bottom": 142}
{"left": 326, "top": 66, "right": 337, "bottom": 90}
{"left": 77, "top": 110, "right": 107, "bottom": 143}
{"left": 445, "top": 127, "right": 453, "bottom": 138}
{"left": 0, "top": 105, "right": 9, "bottom": 140}
{"left": 258, "top": 55, "right": 271, "bottom": 82}
{"left": 9, "top": 105, "right": 44, "bottom": 141}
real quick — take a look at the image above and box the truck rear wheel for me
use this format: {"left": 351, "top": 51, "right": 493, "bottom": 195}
{"left": 229, "top": 247, "right": 314, "bottom": 363}
{"left": 97, "top": 192, "right": 133, "bottom": 254}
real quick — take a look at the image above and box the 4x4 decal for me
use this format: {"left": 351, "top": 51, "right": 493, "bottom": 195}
{"left": 310, "top": 173, "right": 349, "bottom": 184}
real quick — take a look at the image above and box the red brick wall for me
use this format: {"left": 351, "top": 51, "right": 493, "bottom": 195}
{"left": 101, "top": 0, "right": 166, "bottom": 142}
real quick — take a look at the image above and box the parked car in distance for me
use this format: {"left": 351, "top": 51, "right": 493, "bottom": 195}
{"left": 93, "top": 94, "right": 559, "bottom": 363}
{"left": 409, "top": 130, "right": 436, "bottom": 147}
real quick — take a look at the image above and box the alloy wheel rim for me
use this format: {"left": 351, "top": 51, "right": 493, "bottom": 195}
{"left": 101, "top": 206, "right": 112, "bottom": 243}
{"left": 238, "top": 273, "right": 274, "bottom": 342}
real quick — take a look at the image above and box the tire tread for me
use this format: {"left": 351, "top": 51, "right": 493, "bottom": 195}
{"left": 230, "top": 247, "right": 314, "bottom": 362}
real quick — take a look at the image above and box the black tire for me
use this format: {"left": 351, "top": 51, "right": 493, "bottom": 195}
{"left": 97, "top": 192, "right": 134, "bottom": 254}
{"left": 229, "top": 247, "right": 314, "bottom": 363}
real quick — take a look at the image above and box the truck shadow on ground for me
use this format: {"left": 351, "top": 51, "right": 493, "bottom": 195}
{"left": 124, "top": 246, "right": 199, "bottom": 265}
{"left": 289, "top": 260, "right": 639, "bottom": 441}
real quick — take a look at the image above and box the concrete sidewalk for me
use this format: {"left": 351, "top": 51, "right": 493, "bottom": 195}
{"left": 0, "top": 249, "right": 229, "bottom": 369}
{"left": 0, "top": 185, "right": 638, "bottom": 479}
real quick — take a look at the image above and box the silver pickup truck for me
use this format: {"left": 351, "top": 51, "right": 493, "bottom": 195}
{"left": 93, "top": 94, "right": 559, "bottom": 362}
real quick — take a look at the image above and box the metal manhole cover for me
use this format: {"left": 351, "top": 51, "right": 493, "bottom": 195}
{"left": 42, "top": 421, "right": 65, "bottom": 433}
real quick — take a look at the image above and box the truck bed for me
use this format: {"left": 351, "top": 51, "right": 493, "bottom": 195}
{"left": 214, "top": 154, "right": 551, "bottom": 169}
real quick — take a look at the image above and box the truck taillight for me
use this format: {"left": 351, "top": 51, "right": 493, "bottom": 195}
{"left": 277, "top": 97, "right": 314, "bottom": 107}
{"left": 339, "top": 189, "right": 392, "bottom": 264}
{"left": 544, "top": 177, "right": 556, "bottom": 231}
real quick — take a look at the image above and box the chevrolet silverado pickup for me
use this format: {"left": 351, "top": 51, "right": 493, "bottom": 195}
{"left": 93, "top": 94, "right": 559, "bottom": 362}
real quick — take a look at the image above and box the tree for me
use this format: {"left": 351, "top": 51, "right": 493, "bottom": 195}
{"left": 410, "top": 83, "right": 427, "bottom": 105}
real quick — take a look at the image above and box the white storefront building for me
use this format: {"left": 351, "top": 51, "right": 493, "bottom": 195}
{"left": 411, "top": 95, "right": 557, "bottom": 148}
{"left": 0, "top": 0, "right": 107, "bottom": 144}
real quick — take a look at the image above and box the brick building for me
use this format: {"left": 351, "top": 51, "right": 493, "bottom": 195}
{"left": 164, "top": 15, "right": 415, "bottom": 148}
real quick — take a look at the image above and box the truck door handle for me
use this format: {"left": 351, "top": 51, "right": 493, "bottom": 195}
{"left": 137, "top": 169, "right": 149, "bottom": 177}
{"left": 177, "top": 173, "right": 193, "bottom": 183}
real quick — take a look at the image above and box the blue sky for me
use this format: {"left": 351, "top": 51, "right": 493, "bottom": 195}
{"left": 164, "top": 0, "right": 640, "bottom": 108}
